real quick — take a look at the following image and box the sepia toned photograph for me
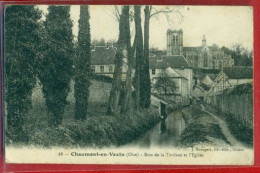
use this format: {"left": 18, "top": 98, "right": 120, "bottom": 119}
{"left": 4, "top": 4, "right": 253, "bottom": 165}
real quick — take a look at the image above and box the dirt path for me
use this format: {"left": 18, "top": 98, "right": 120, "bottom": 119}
{"left": 200, "top": 104, "right": 245, "bottom": 147}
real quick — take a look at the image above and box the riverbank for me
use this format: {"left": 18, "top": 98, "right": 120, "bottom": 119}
{"left": 178, "top": 104, "right": 230, "bottom": 147}
{"left": 5, "top": 79, "right": 160, "bottom": 148}
{"left": 6, "top": 101, "right": 160, "bottom": 148}
{"left": 203, "top": 103, "right": 253, "bottom": 147}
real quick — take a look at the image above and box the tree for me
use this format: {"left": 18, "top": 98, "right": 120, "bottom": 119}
{"left": 104, "top": 6, "right": 136, "bottom": 114}
{"left": 5, "top": 5, "right": 41, "bottom": 141}
{"left": 134, "top": 5, "right": 143, "bottom": 111}
{"left": 74, "top": 5, "right": 91, "bottom": 120}
{"left": 140, "top": 5, "right": 152, "bottom": 109}
{"left": 120, "top": 6, "right": 134, "bottom": 114}
{"left": 140, "top": 6, "right": 183, "bottom": 108}
{"left": 106, "top": 6, "right": 129, "bottom": 115}
{"left": 221, "top": 45, "right": 253, "bottom": 66}
{"left": 153, "top": 69, "right": 177, "bottom": 95}
{"left": 212, "top": 44, "right": 219, "bottom": 51}
{"left": 92, "top": 38, "right": 106, "bottom": 45}
{"left": 38, "top": 6, "right": 74, "bottom": 126}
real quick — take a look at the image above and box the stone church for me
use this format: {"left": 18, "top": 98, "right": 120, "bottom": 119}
{"left": 166, "top": 29, "right": 234, "bottom": 69}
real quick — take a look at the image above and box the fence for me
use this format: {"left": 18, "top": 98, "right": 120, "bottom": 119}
{"left": 206, "top": 83, "right": 253, "bottom": 128}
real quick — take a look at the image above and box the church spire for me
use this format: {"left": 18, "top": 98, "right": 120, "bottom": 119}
{"left": 202, "top": 35, "right": 206, "bottom": 46}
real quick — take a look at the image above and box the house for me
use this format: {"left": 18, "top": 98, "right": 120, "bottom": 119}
{"left": 223, "top": 66, "right": 253, "bottom": 86}
{"left": 90, "top": 41, "right": 193, "bottom": 105}
{"left": 207, "top": 67, "right": 253, "bottom": 96}
{"left": 149, "top": 55, "right": 193, "bottom": 96}
{"left": 90, "top": 45, "right": 128, "bottom": 80}
{"left": 192, "top": 74, "right": 212, "bottom": 102}
{"left": 90, "top": 45, "right": 193, "bottom": 97}
{"left": 192, "top": 85, "right": 206, "bottom": 101}
{"left": 151, "top": 67, "right": 189, "bottom": 105}
{"left": 192, "top": 75, "right": 212, "bottom": 101}
{"left": 201, "top": 75, "right": 213, "bottom": 87}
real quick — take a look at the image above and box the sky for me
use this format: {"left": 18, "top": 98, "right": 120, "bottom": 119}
{"left": 39, "top": 5, "right": 253, "bottom": 50}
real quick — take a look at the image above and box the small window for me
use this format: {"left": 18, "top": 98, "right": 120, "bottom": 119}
{"left": 152, "top": 69, "right": 156, "bottom": 75}
{"left": 109, "top": 66, "right": 113, "bottom": 72}
{"left": 100, "top": 66, "right": 104, "bottom": 73}
{"left": 91, "top": 66, "right": 95, "bottom": 72}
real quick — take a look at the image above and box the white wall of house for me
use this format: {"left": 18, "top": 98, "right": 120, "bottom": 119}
{"left": 175, "top": 68, "right": 193, "bottom": 95}
{"left": 149, "top": 69, "right": 162, "bottom": 80}
{"left": 151, "top": 76, "right": 189, "bottom": 105}
{"left": 149, "top": 68, "right": 192, "bottom": 97}
{"left": 91, "top": 64, "right": 115, "bottom": 73}
{"left": 228, "top": 79, "right": 253, "bottom": 86}
{"left": 181, "top": 78, "right": 189, "bottom": 104}
{"left": 92, "top": 64, "right": 129, "bottom": 80}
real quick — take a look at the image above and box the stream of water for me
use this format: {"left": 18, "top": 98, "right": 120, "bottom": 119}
{"left": 126, "top": 111, "right": 186, "bottom": 148}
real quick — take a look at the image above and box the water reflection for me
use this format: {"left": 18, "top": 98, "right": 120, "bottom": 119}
{"left": 160, "top": 119, "right": 167, "bottom": 134}
{"left": 126, "top": 111, "right": 186, "bottom": 148}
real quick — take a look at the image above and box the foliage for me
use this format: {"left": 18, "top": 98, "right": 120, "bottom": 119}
{"left": 37, "top": 6, "right": 74, "bottom": 126}
{"left": 222, "top": 82, "right": 253, "bottom": 95}
{"left": 153, "top": 70, "right": 177, "bottom": 95}
{"left": 4, "top": 5, "right": 41, "bottom": 142}
{"left": 203, "top": 104, "right": 253, "bottom": 147}
{"left": 179, "top": 105, "right": 230, "bottom": 147}
{"left": 225, "top": 113, "right": 253, "bottom": 146}
{"left": 74, "top": 5, "right": 91, "bottom": 120}
{"left": 221, "top": 45, "right": 253, "bottom": 66}
{"left": 91, "top": 73, "right": 113, "bottom": 83}
{"left": 27, "top": 102, "right": 160, "bottom": 147}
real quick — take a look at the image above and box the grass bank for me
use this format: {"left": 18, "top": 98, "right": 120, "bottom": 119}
{"left": 178, "top": 104, "right": 230, "bottom": 147}
{"left": 203, "top": 104, "right": 253, "bottom": 147}
{"left": 5, "top": 79, "right": 160, "bottom": 147}
{"left": 6, "top": 101, "right": 160, "bottom": 148}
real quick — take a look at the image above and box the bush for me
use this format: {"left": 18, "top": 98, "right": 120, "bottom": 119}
{"left": 29, "top": 107, "right": 160, "bottom": 148}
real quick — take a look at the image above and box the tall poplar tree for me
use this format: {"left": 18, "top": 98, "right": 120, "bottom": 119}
{"left": 140, "top": 5, "right": 151, "bottom": 109}
{"left": 5, "top": 5, "right": 41, "bottom": 141}
{"left": 106, "top": 6, "right": 129, "bottom": 115}
{"left": 38, "top": 6, "right": 74, "bottom": 126}
{"left": 120, "top": 6, "right": 133, "bottom": 114}
{"left": 74, "top": 5, "right": 91, "bottom": 120}
{"left": 134, "top": 5, "right": 143, "bottom": 111}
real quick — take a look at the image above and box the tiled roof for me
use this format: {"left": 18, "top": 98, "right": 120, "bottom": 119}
{"left": 193, "top": 68, "right": 220, "bottom": 81}
{"left": 183, "top": 47, "right": 201, "bottom": 52}
{"left": 200, "top": 83, "right": 211, "bottom": 91}
{"left": 201, "top": 75, "right": 213, "bottom": 86}
{"left": 91, "top": 46, "right": 117, "bottom": 65}
{"left": 91, "top": 47, "right": 191, "bottom": 70}
{"left": 223, "top": 67, "right": 253, "bottom": 79}
{"left": 165, "top": 67, "right": 187, "bottom": 79}
{"left": 149, "top": 55, "right": 191, "bottom": 69}
{"left": 183, "top": 46, "right": 214, "bottom": 52}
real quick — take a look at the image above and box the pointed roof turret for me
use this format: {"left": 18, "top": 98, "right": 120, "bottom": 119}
{"left": 202, "top": 34, "right": 207, "bottom": 46}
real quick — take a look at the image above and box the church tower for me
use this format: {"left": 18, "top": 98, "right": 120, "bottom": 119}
{"left": 166, "top": 29, "right": 183, "bottom": 56}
